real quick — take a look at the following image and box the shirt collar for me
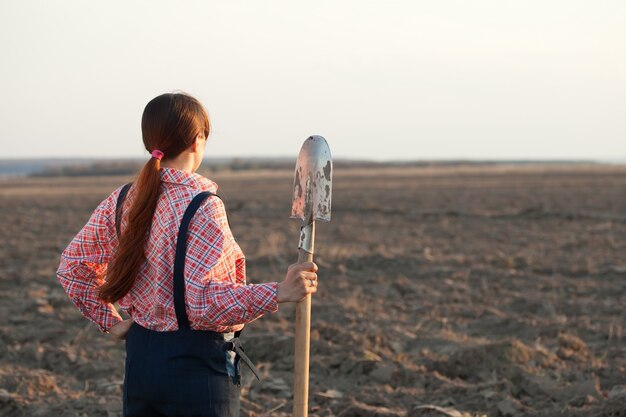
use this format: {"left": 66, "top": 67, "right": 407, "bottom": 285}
{"left": 160, "top": 167, "right": 218, "bottom": 193}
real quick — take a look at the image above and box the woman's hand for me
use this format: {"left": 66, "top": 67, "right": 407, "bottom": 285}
{"left": 108, "top": 318, "right": 133, "bottom": 340}
{"left": 277, "top": 262, "right": 318, "bottom": 303}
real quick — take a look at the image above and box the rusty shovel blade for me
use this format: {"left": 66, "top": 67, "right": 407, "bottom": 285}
{"left": 291, "top": 135, "right": 332, "bottom": 222}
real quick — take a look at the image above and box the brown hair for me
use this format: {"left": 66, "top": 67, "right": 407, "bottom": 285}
{"left": 98, "top": 92, "right": 210, "bottom": 303}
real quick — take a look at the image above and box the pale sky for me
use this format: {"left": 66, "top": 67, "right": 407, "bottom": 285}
{"left": 1, "top": 1, "right": 625, "bottom": 161}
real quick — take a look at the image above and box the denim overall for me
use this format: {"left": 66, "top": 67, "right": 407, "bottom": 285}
{"left": 118, "top": 188, "right": 259, "bottom": 417}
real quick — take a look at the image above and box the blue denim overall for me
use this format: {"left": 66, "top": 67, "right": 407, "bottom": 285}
{"left": 120, "top": 190, "right": 259, "bottom": 417}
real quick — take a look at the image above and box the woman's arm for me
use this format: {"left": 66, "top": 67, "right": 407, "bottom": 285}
{"left": 184, "top": 197, "right": 279, "bottom": 327}
{"left": 56, "top": 190, "right": 124, "bottom": 332}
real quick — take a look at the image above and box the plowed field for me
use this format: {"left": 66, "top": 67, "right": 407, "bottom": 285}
{"left": 1, "top": 164, "right": 625, "bottom": 416}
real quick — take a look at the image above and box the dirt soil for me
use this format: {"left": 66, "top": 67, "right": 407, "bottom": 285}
{"left": 0, "top": 164, "right": 625, "bottom": 417}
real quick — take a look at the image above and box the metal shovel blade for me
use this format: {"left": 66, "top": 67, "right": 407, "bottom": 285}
{"left": 291, "top": 135, "right": 332, "bottom": 222}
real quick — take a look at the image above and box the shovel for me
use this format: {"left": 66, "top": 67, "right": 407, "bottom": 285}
{"left": 291, "top": 135, "right": 332, "bottom": 417}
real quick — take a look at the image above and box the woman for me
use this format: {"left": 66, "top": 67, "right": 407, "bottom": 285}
{"left": 56, "top": 92, "right": 318, "bottom": 417}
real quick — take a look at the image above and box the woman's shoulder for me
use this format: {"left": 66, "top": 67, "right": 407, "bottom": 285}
{"left": 81, "top": 183, "right": 133, "bottom": 231}
{"left": 97, "top": 183, "right": 132, "bottom": 211}
{"left": 195, "top": 192, "right": 227, "bottom": 220}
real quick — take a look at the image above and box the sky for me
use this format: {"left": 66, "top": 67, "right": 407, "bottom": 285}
{"left": 0, "top": 1, "right": 625, "bottom": 161}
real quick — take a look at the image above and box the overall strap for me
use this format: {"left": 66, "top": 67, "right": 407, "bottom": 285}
{"left": 173, "top": 191, "right": 215, "bottom": 330}
{"left": 115, "top": 183, "right": 133, "bottom": 238}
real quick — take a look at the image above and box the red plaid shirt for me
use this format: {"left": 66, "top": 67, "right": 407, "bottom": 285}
{"left": 57, "top": 168, "right": 278, "bottom": 333}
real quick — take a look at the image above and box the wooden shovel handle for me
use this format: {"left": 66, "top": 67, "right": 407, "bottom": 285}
{"left": 293, "top": 248, "right": 313, "bottom": 417}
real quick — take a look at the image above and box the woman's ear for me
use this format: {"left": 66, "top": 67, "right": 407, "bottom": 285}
{"left": 191, "top": 133, "right": 204, "bottom": 153}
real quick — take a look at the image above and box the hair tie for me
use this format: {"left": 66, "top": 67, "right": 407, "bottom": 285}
{"left": 151, "top": 149, "right": 164, "bottom": 160}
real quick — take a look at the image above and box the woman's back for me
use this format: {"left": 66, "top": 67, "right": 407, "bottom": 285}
{"left": 58, "top": 167, "right": 278, "bottom": 334}
{"left": 118, "top": 167, "right": 277, "bottom": 332}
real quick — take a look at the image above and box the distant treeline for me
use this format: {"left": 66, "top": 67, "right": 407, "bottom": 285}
{"left": 17, "top": 158, "right": 599, "bottom": 178}
{"left": 30, "top": 161, "right": 141, "bottom": 177}
{"left": 29, "top": 158, "right": 297, "bottom": 177}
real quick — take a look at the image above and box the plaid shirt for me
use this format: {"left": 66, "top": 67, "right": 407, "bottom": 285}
{"left": 57, "top": 168, "right": 278, "bottom": 333}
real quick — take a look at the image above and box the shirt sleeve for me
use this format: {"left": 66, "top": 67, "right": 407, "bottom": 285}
{"left": 185, "top": 196, "right": 279, "bottom": 328}
{"left": 56, "top": 190, "right": 123, "bottom": 332}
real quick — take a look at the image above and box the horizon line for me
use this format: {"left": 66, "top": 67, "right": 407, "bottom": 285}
{"left": 1, "top": 156, "right": 626, "bottom": 164}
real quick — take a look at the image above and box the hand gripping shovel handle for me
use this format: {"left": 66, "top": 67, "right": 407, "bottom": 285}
{"left": 293, "top": 219, "right": 315, "bottom": 417}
